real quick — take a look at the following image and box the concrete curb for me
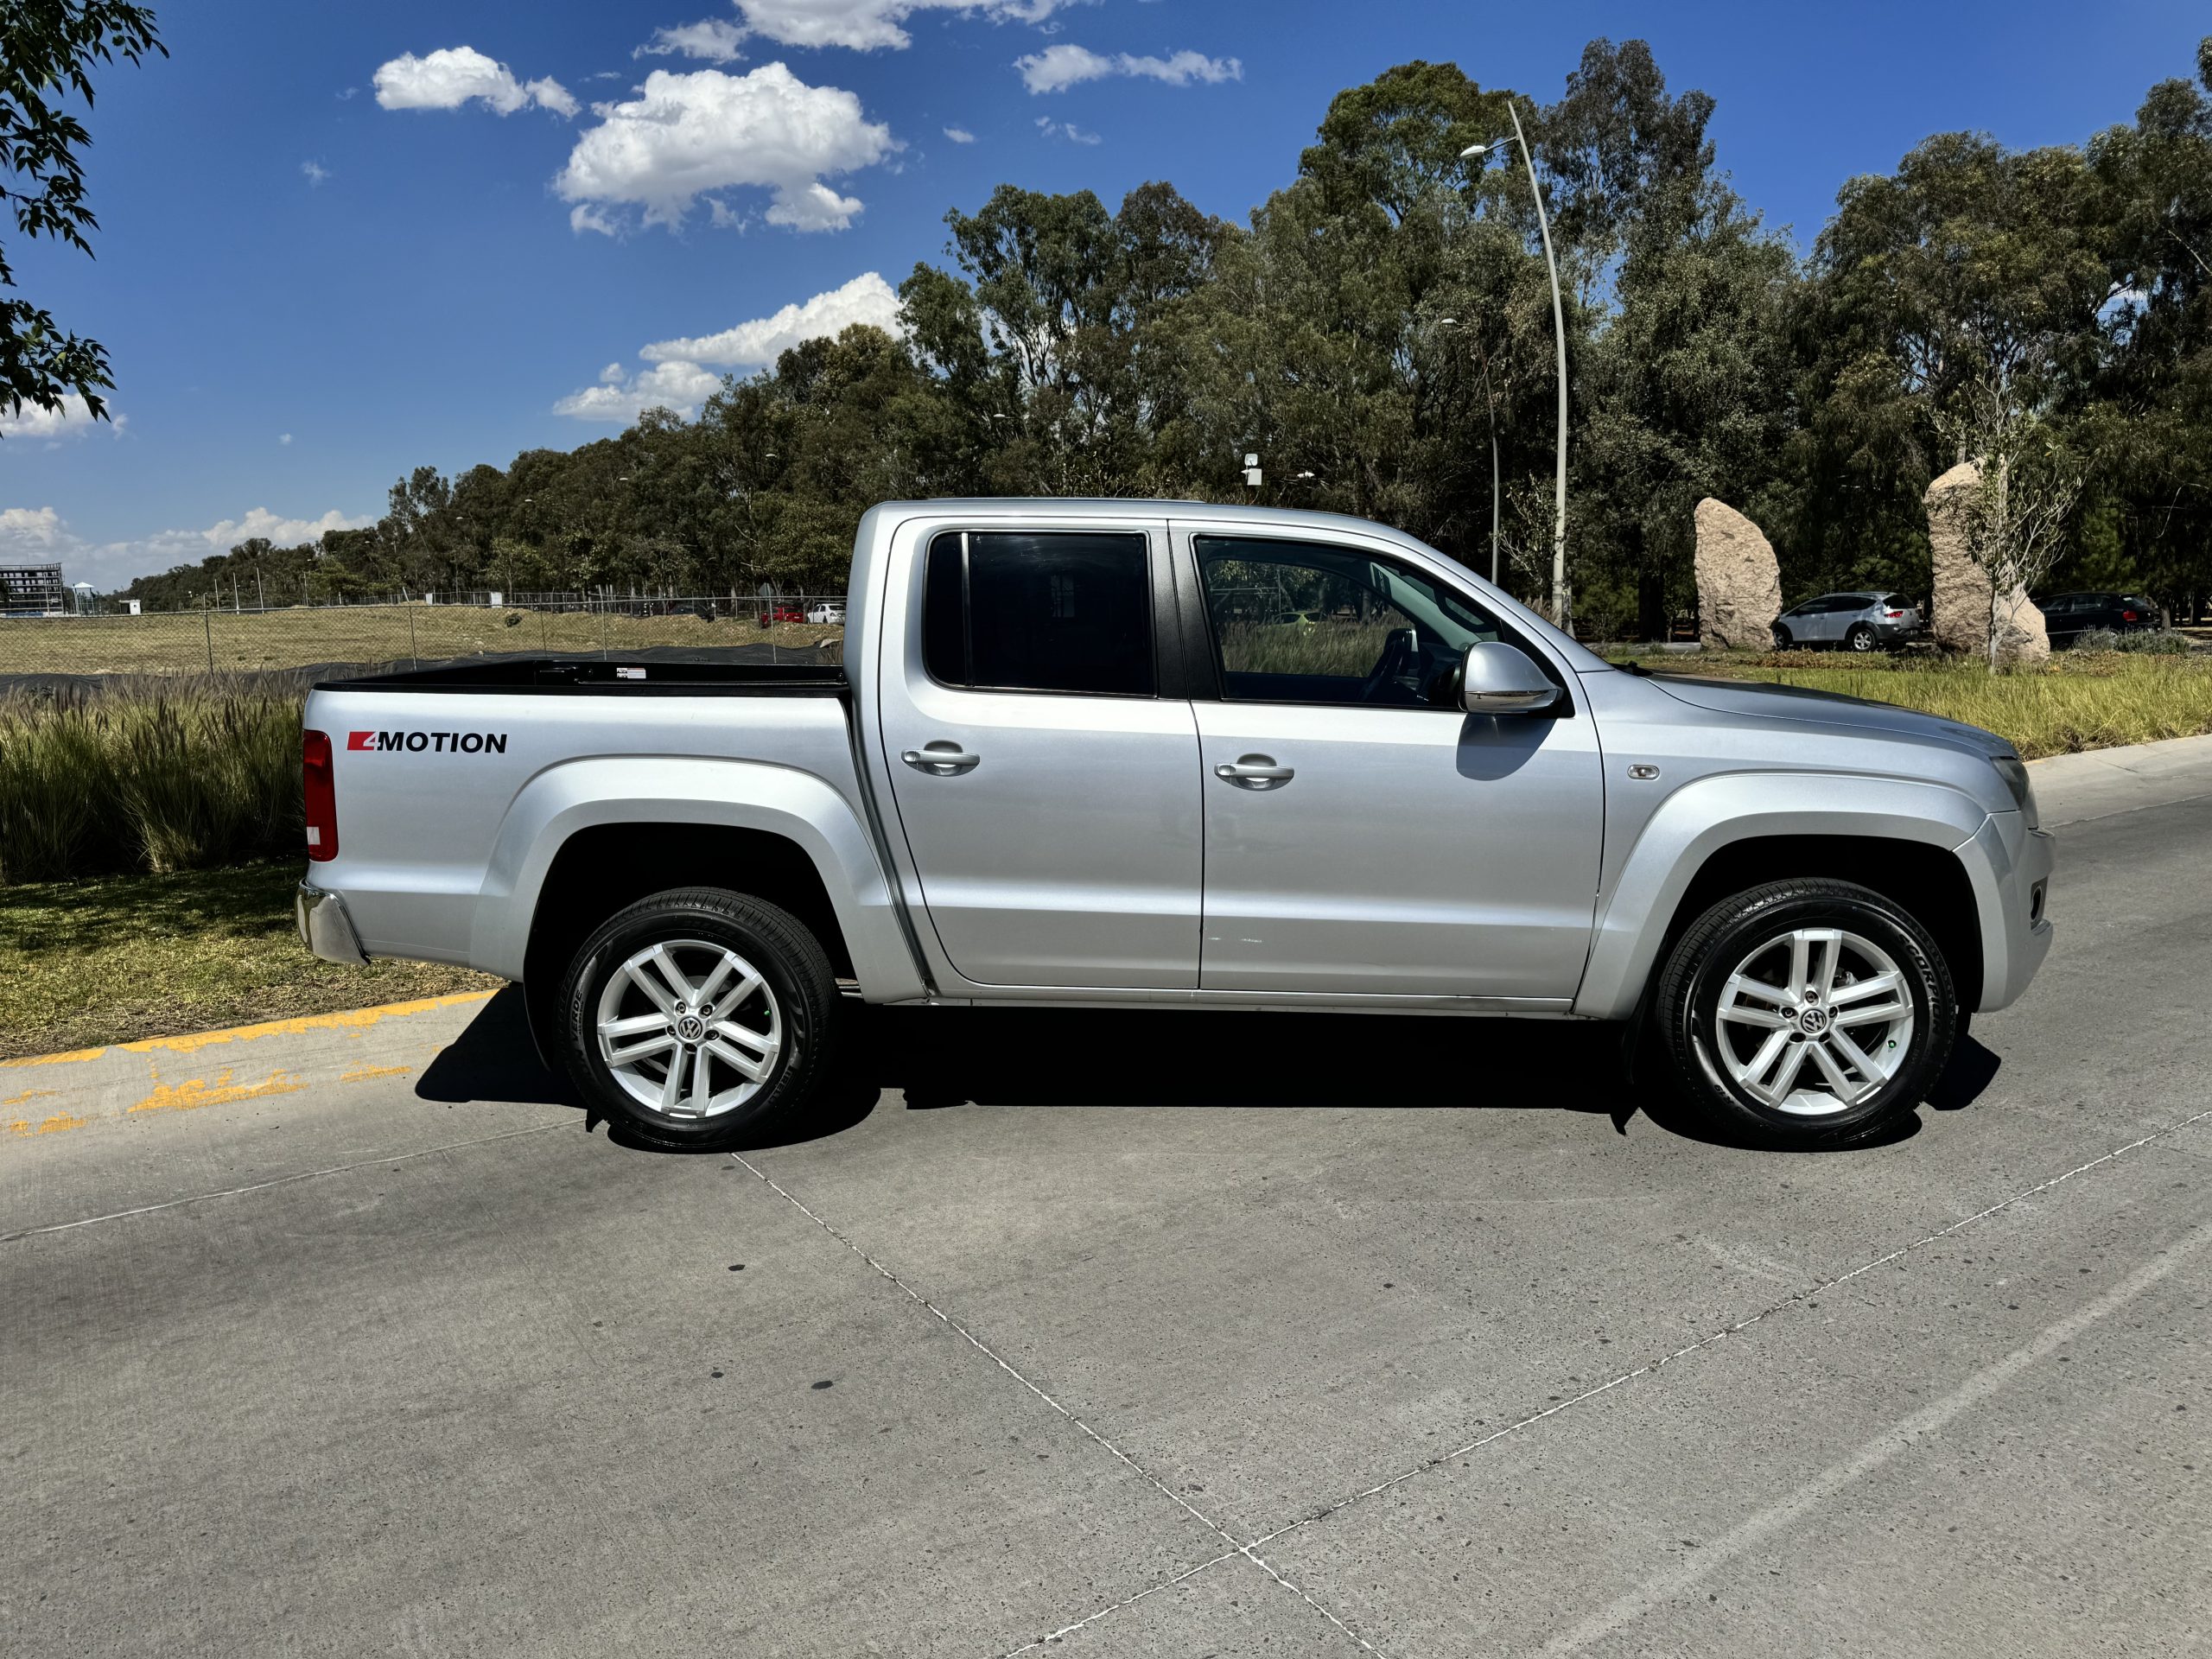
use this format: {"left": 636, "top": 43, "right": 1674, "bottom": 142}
{"left": 2, "top": 990, "right": 497, "bottom": 1140}
{"left": 2029, "top": 732, "right": 2212, "bottom": 828}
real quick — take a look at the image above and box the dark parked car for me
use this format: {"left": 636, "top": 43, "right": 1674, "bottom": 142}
{"left": 2036, "top": 592, "right": 2161, "bottom": 648}
{"left": 1771, "top": 592, "right": 1923, "bottom": 652}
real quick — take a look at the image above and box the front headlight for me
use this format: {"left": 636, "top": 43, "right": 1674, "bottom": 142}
{"left": 1992, "top": 755, "right": 2037, "bottom": 823}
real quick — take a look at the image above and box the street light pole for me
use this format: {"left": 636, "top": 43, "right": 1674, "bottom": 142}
{"left": 1465, "top": 102, "right": 1570, "bottom": 632}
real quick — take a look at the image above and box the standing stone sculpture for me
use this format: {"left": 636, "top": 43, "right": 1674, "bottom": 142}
{"left": 1924, "top": 461, "right": 2050, "bottom": 662}
{"left": 1693, "top": 498, "right": 1783, "bottom": 650}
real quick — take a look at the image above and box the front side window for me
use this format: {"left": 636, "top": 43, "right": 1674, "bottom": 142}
{"left": 1193, "top": 535, "right": 1503, "bottom": 708}
{"left": 923, "top": 531, "right": 1154, "bottom": 696}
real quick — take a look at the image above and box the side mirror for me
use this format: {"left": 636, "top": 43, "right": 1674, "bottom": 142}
{"left": 1459, "top": 640, "right": 1560, "bottom": 715}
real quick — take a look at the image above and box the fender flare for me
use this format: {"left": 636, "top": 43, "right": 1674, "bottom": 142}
{"left": 1573, "top": 772, "right": 1991, "bottom": 1020}
{"left": 468, "top": 754, "right": 928, "bottom": 1001}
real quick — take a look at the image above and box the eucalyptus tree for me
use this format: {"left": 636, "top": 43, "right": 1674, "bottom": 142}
{"left": 1540, "top": 38, "right": 1796, "bottom": 638}
{"left": 2077, "top": 37, "right": 2212, "bottom": 610}
{"left": 1793, "top": 128, "right": 2115, "bottom": 604}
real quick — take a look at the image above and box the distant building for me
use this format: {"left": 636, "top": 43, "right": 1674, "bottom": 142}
{"left": 0, "top": 562, "right": 67, "bottom": 617}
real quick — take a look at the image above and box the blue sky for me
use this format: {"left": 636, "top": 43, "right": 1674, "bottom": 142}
{"left": 6, "top": 0, "right": 2205, "bottom": 589}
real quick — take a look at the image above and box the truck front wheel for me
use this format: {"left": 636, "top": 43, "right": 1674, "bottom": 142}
{"left": 1656, "top": 879, "right": 1956, "bottom": 1147}
{"left": 556, "top": 887, "right": 839, "bottom": 1152}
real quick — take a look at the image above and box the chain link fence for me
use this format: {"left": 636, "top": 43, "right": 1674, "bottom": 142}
{"left": 0, "top": 596, "right": 849, "bottom": 683}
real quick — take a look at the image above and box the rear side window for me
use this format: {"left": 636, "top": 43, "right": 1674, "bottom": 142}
{"left": 922, "top": 531, "right": 1154, "bottom": 696}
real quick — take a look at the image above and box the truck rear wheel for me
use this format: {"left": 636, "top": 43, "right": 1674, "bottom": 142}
{"left": 556, "top": 887, "right": 838, "bottom": 1152}
{"left": 1656, "top": 879, "right": 1955, "bottom": 1147}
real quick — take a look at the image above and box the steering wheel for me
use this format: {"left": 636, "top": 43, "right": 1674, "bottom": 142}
{"left": 1361, "top": 626, "right": 1420, "bottom": 702}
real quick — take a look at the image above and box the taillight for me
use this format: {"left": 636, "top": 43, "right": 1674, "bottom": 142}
{"left": 2121, "top": 609, "right": 2139, "bottom": 623}
{"left": 1885, "top": 609, "right": 1904, "bottom": 619}
{"left": 302, "top": 729, "right": 338, "bottom": 861}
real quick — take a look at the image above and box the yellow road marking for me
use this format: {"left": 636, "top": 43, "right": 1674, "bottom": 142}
{"left": 1, "top": 990, "right": 498, "bottom": 1070}
{"left": 5, "top": 1109, "right": 87, "bottom": 1137}
{"left": 3, "top": 1086, "right": 57, "bottom": 1109}
{"left": 340, "top": 1064, "right": 412, "bottom": 1084}
{"left": 128, "top": 1069, "right": 306, "bottom": 1116}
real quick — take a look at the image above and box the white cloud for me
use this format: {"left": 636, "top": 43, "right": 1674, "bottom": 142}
{"left": 645, "top": 271, "right": 900, "bottom": 365}
{"left": 943, "top": 124, "right": 976, "bottom": 143}
{"left": 733, "top": 0, "right": 1081, "bottom": 53}
{"left": 638, "top": 18, "right": 748, "bottom": 62}
{"left": 554, "top": 360, "right": 727, "bottom": 423}
{"left": 0, "top": 505, "right": 67, "bottom": 551}
{"left": 1015, "top": 44, "right": 1240, "bottom": 95}
{"left": 767, "top": 181, "right": 865, "bottom": 231}
{"left": 182, "top": 507, "right": 371, "bottom": 552}
{"left": 561, "top": 271, "right": 903, "bottom": 421}
{"left": 0, "top": 393, "right": 120, "bottom": 442}
{"left": 279, "top": 433, "right": 294, "bottom": 445}
{"left": 372, "top": 46, "right": 576, "bottom": 117}
{"left": 1035, "top": 115, "right": 1101, "bottom": 144}
{"left": 302, "top": 159, "right": 330, "bottom": 185}
{"left": 555, "top": 64, "right": 893, "bottom": 234}
{"left": 0, "top": 505, "right": 373, "bottom": 592}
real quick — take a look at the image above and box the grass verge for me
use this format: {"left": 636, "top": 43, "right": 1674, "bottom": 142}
{"left": 0, "top": 607, "right": 842, "bottom": 677}
{"left": 1615, "top": 649, "right": 2212, "bottom": 760}
{"left": 0, "top": 860, "right": 499, "bottom": 1058}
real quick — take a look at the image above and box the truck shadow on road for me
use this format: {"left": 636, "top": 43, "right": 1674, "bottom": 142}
{"left": 418, "top": 987, "right": 2004, "bottom": 1155}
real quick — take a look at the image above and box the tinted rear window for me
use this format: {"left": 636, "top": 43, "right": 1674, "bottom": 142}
{"left": 922, "top": 531, "right": 1154, "bottom": 696}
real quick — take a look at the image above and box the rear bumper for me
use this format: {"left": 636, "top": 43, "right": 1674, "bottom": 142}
{"left": 296, "top": 880, "right": 369, "bottom": 966}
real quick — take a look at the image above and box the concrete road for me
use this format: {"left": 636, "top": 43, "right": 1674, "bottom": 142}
{"left": 5, "top": 743, "right": 2209, "bottom": 1657}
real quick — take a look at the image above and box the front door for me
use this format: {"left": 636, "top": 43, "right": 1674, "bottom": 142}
{"left": 1184, "top": 530, "right": 1604, "bottom": 999}
{"left": 877, "top": 524, "right": 1202, "bottom": 990}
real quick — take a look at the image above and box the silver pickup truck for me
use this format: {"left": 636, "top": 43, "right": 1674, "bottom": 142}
{"left": 298, "top": 500, "right": 2053, "bottom": 1149}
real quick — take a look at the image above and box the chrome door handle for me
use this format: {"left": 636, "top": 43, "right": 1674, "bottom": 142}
{"left": 902, "top": 741, "right": 981, "bottom": 776}
{"left": 1214, "top": 754, "right": 1294, "bottom": 790}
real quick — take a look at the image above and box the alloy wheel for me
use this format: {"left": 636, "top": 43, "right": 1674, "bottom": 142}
{"left": 594, "top": 938, "right": 783, "bottom": 1119}
{"left": 1711, "top": 926, "right": 1915, "bottom": 1116}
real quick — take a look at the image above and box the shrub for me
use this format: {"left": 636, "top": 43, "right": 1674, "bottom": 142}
{"left": 2116, "top": 628, "right": 2196, "bottom": 655}
{"left": 0, "top": 677, "right": 305, "bottom": 886}
{"left": 2073, "top": 626, "right": 2194, "bottom": 655}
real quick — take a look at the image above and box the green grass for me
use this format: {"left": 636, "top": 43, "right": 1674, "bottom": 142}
{"left": 1617, "top": 648, "right": 2212, "bottom": 760}
{"left": 0, "top": 860, "right": 498, "bottom": 1058}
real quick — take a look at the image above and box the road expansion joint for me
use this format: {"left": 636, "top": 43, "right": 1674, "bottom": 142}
{"left": 725, "top": 1152, "right": 1386, "bottom": 1657}
{"left": 988, "top": 1101, "right": 2212, "bottom": 1655}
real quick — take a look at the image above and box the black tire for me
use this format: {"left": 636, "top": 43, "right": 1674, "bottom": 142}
{"left": 1771, "top": 625, "right": 1792, "bottom": 649}
{"left": 1656, "top": 879, "right": 1955, "bottom": 1148}
{"left": 557, "top": 887, "right": 839, "bottom": 1151}
{"left": 1846, "top": 623, "right": 1878, "bottom": 653}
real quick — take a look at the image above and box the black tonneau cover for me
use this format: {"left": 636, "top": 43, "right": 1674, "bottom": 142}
{"left": 317, "top": 654, "right": 848, "bottom": 696}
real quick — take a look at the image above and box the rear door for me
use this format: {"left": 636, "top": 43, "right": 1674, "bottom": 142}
{"left": 1807, "top": 595, "right": 1853, "bottom": 643}
{"left": 874, "top": 520, "right": 1203, "bottom": 990}
{"left": 1785, "top": 597, "right": 1830, "bottom": 644}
